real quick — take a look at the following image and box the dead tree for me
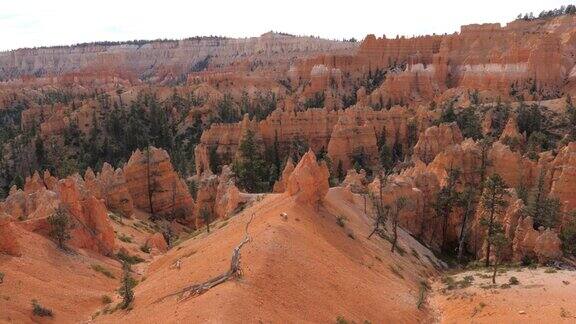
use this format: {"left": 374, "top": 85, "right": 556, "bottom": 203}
{"left": 391, "top": 196, "right": 407, "bottom": 253}
{"left": 368, "top": 196, "right": 391, "bottom": 239}
{"left": 155, "top": 213, "right": 255, "bottom": 303}
{"left": 368, "top": 171, "right": 390, "bottom": 239}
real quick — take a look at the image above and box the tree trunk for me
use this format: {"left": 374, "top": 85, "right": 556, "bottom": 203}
{"left": 485, "top": 195, "right": 496, "bottom": 267}
{"left": 146, "top": 148, "right": 155, "bottom": 218}
{"left": 391, "top": 220, "right": 398, "bottom": 253}
{"left": 492, "top": 258, "right": 498, "bottom": 284}
{"left": 457, "top": 194, "right": 474, "bottom": 263}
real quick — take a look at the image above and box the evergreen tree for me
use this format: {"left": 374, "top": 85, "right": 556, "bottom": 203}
{"left": 490, "top": 233, "right": 509, "bottom": 284}
{"left": 526, "top": 171, "right": 561, "bottom": 229}
{"left": 201, "top": 208, "right": 213, "bottom": 233}
{"left": 336, "top": 160, "right": 345, "bottom": 183}
{"left": 456, "top": 106, "right": 483, "bottom": 139}
{"left": 48, "top": 206, "right": 71, "bottom": 250}
{"left": 119, "top": 262, "right": 135, "bottom": 309}
{"left": 560, "top": 211, "right": 576, "bottom": 256}
{"left": 479, "top": 174, "right": 509, "bottom": 267}
{"left": 435, "top": 168, "right": 461, "bottom": 251}
{"left": 232, "top": 130, "right": 269, "bottom": 193}
{"left": 457, "top": 186, "right": 476, "bottom": 263}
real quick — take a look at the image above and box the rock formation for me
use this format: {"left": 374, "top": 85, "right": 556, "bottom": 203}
{"left": 548, "top": 142, "right": 576, "bottom": 211}
{"left": 92, "top": 164, "right": 134, "bottom": 217}
{"left": 0, "top": 213, "right": 22, "bottom": 256}
{"left": 195, "top": 105, "right": 431, "bottom": 175}
{"left": 0, "top": 33, "right": 357, "bottom": 82}
{"left": 146, "top": 232, "right": 168, "bottom": 253}
{"left": 413, "top": 122, "right": 464, "bottom": 164}
{"left": 272, "top": 158, "right": 295, "bottom": 193}
{"left": 287, "top": 150, "right": 330, "bottom": 205}
{"left": 123, "top": 147, "right": 195, "bottom": 223}
{"left": 342, "top": 169, "right": 368, "bottom": 193}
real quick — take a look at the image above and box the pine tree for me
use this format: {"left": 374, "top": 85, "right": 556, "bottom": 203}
{"left": 119, "top": 262, "right": 135, "bottom": 309}
{"left": 457, "top": 187, "right": 476, "bottom": 263}
{"left": 526, "top": 171, "right": 561, "bottom": 229}
{"left": 435, "top": 168, "right": 461, "bottom": 251}
{"left": 480, "top": 174, "right": 509, "bottom": 267}
{"left": 201, "top": 208, "right": 213, "bottom": 233}
{"left": 232, "top": 130, "right": 269, "bottom": 193}
{"left": 48, "top": 206, "right": 71, "bottom": 250}
{"left": 490, "top": 232, "right": 509, "bottom": 284}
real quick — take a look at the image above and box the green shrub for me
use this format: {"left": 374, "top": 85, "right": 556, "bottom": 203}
{"left": 509, "top": 276, "right": 520, "bottom": 285}
{"left": 417, "top": 281, "right": 429, "bottom": 309}
{"left": 336, "top": 316, "right": 349, "bottom": 324}
{"left": 101, "top": 295, "right": 112, "bottom": 304}
{"left": 91, "top": 264, "right": 115, "bottom": 279}
{"left": 0, "top": 271, "right": 4, "bottom": 284}
{"left": 32, "top": 300, "right": 53, "bottom": 317}
{"left": 140, "top": 244, "right": 151, "bottom": 254}
{"left": 118, "top": 233, "right": 133, "bottom": 243}
{"left": 336, "top": 215, "right": 346, "bottom": 227}
{"left": 544, "top": 268, "right": 557, "bottom": 274}
{"left": 389, "top": 265, "right": 404, "bottom": 279}
{"left": 116, "top": 251, "right": 144, "bottom": 265}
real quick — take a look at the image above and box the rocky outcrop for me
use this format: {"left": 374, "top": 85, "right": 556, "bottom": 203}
{"left": 499, "top": 116, "right": 524, "bottom": 143}
{"left": 368, "top": 174, "right": 426, "bottom": 242}
{"left": 214, "top": 166, "right": 248, "bottom": 219}
{"left": 488, "top": 142, "right": 537, "bottom": 188}
{"left": 548, "top": 142, "right": 576, "bottom": 212}
{"left": 0, "top": 213, "right": 22, "bottom": 256}
{"left": 146, "top": 232, "right": 168, "bottom": 253}
{"left": 57, "top": 179, "right": 116, "bottom": 255}
{"left": 123, "top": 147, "right": 195, "bottom": 223}
{"left": 0, "top": 33, "right": 357, "bottom": 82}
{"left": 193, "top": 173, "right": 219, "bottom": 225}
{"left": 427, "top": 138, "right": 482, "bottom": 186}
{"left": 513, "top": 216, "right": 562, "bottom": 263}
{"left": 413, "top": 122, "right": 464, "bottom": 164}
{"left": 273, "top": 158, "right": 295, "bottom": 193}
{"left": 287, "top": 150, "right": 330, "bottom": 205}
{"left": 327, "top": 116, "right": 379, "bottom": 171}
{"left": 342, "top": 169, "right": 368, "bottom": 193}
{"left": 91, "top": 164, "right": 134, "bottom": 217}
{"left": 195, "top": 105, "right": 428, "bottom": 175}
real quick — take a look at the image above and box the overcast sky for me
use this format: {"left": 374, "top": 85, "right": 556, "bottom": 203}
{"left": 0, "top": 0, "right": 571, "bottom": 51}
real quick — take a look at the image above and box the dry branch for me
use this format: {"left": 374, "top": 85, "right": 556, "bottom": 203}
{"left": 155, "top": 213, "right": 255, "bottom": 303}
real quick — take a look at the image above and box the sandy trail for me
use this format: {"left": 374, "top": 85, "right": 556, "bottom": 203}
{"left": 430, "top": 267, "right": 576, "bottom": 323}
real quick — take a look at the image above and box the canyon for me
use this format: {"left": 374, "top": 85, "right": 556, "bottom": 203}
{"left": 1, "top": 8, "right": 576, "bottom": 324}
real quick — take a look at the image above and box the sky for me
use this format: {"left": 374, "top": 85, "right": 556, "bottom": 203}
{"left": 0, "top": 0, "right": 572, "bottom": 51}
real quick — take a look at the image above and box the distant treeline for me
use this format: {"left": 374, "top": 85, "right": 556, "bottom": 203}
{"left": 4, "top": 36, "right": 229, "bottom": 52}
{"left": 516, "top": 4, "right": 576, "bottom": 21}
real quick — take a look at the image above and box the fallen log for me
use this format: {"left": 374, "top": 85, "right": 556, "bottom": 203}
{"left": 155, "top": 213, "right": 254, "bottom": 303}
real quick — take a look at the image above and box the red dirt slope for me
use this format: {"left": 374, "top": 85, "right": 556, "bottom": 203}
{"left": 96, "top": 188, "right": 441, "bottom": 323}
